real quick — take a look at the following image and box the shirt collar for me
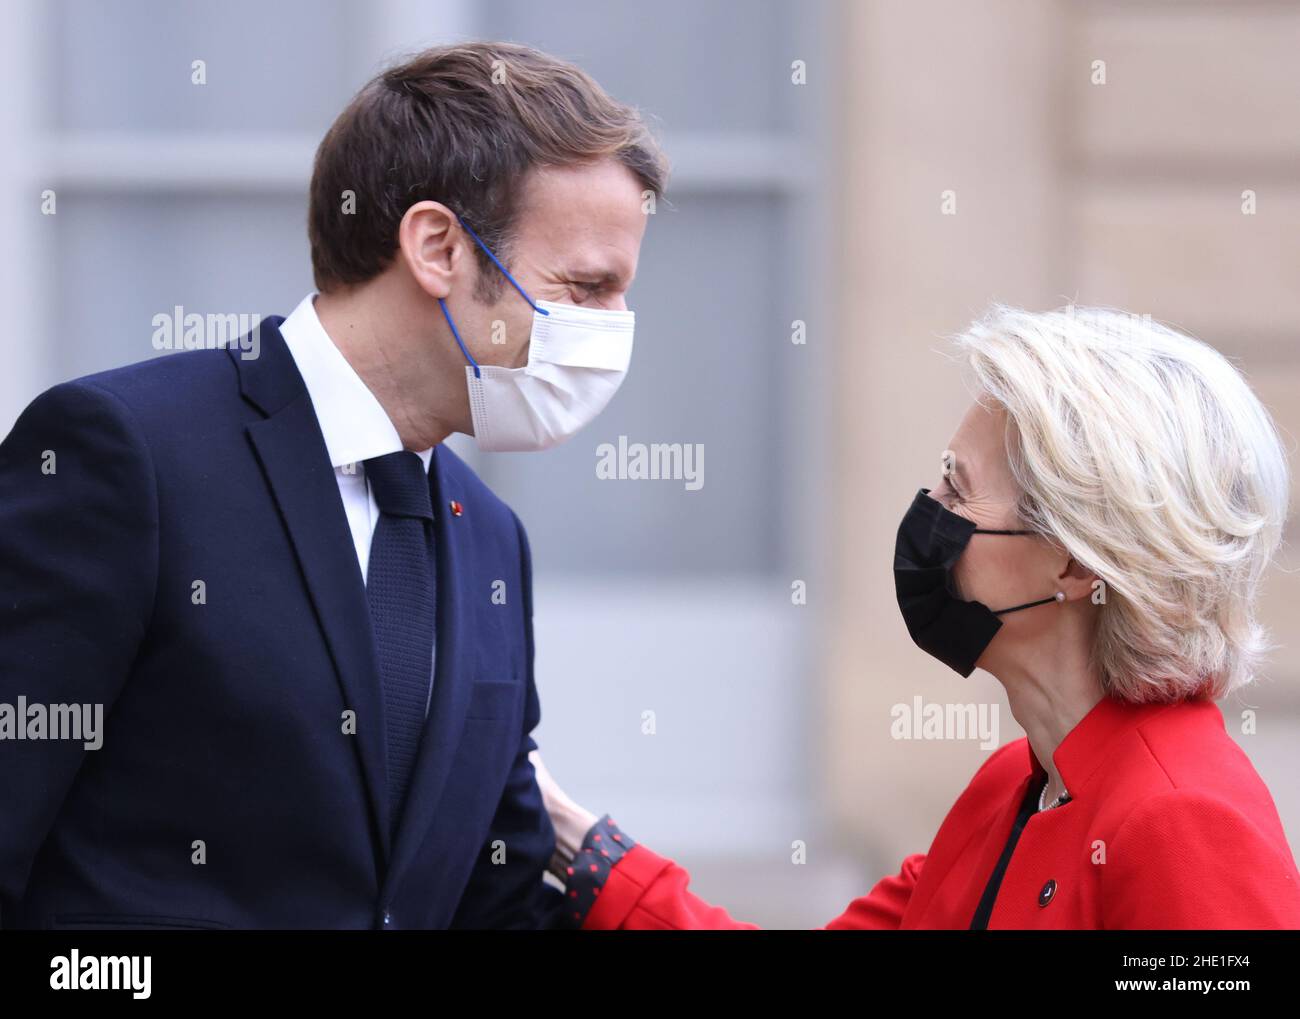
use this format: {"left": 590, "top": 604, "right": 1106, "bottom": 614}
{"left": 278, "top": 292, "right": 432, "bottom": 473}
{"left": 1027, "top": 694, "right": 1190, "bottom": 793}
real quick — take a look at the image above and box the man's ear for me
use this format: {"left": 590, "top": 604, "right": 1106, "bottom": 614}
{"left": 397, "top": 201, "right": 465, "bottom": 299}
{"left": 1056, "top": 555, "right": 1100, "bottom": 604}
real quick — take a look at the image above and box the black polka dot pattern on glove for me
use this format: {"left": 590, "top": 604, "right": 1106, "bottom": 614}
{"left": 563, "top": 813, "right": 637, "bottom": 927}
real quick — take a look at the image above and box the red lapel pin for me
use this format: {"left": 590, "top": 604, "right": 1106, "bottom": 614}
{"left": 449, "top": 500, "right": 463, "bottom": 517}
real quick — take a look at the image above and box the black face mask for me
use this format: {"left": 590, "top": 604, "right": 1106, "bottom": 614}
{"left": 893, "top": 487, "right": 1062, "bottom": 677}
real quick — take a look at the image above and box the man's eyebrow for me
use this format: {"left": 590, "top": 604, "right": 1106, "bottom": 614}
{"left": 566, "top": 265, "right": 630, "bottom": 285}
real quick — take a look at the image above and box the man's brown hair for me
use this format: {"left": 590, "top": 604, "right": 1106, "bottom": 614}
{"left": 308, "top": 42, "right": 667, "bottom": 298}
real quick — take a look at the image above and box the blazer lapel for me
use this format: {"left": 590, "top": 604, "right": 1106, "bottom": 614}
{"left": 233, "top": 323, "right": 392, "bottom": 861}
{"left": 382, "top": 444, "right": 477, "bottom": 898}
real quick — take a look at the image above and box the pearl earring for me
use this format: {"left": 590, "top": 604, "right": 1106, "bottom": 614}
{"left": 1054, "top": 591, "right": 1066, "bottom": 602}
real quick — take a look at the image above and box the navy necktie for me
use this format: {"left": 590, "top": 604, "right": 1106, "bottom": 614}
{"left": 363, "top": 450, "right": 436, "bottom": 843}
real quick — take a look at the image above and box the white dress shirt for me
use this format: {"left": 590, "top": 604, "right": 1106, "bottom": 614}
{"left": 278, "top": 291, "right": 436, "bottom": 712}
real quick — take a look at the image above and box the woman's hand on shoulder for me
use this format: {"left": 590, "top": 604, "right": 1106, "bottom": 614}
{"left": 529, "top": 750, "right": 600, "bottom": 881}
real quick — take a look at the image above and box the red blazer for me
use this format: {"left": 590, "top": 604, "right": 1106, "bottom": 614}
{"left": 583, "top": 696, "right": 1300, "bottom": 929}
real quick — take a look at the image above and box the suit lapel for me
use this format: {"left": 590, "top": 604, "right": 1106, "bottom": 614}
{"left": 382, "top": 444, "right": 477, "bottom": 899}
{"left": 233, "top": 324, "right": 392, "bottom": 861}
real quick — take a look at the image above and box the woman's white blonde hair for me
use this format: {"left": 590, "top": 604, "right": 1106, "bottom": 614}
{"left": 951, "top": 304, "right": 1291, "bottom": 703}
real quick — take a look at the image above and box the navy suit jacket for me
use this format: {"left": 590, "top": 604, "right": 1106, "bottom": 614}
{"left": 0, "top": 316, "right": 567, "bottom": 929}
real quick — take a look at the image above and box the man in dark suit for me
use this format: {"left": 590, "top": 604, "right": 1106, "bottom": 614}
{"left": 0, "top": 42, "right": 665, "bottom": 929}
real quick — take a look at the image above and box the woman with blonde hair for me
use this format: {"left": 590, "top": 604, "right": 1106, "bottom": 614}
{"left": 533, "top": 304, "right": 1300, "bottom": 929}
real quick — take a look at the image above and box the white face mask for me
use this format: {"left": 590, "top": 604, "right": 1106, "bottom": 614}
{"left": 439, "top": 216, "right": 635, "bottom": 453}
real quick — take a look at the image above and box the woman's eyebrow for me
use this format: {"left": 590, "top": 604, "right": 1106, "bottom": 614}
{"left": 947, "top": 458, "right": 969, "bottom": 495}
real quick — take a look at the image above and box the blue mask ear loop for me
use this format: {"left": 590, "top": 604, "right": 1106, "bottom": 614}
{"left": 438, "top": 297, "right": 481, "bottom": 379}
{"left": 455, "top": 215, "right": 550, "bottom": 317}
{"left": 437, "top": 214, "right": 550, "bottom": 380}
